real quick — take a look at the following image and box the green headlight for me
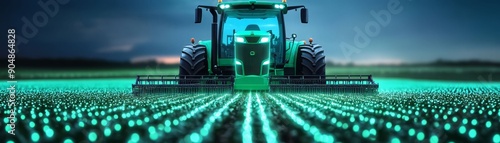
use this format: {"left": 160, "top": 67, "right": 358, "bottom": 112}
{"left": 236, "top": 37, "right": 245, "bottom": 43}
{"left": 260, "top": 37, "right": 269, "bottom": 43}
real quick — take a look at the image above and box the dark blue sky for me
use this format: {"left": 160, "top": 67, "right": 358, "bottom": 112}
{"left": 2, "top": 0, "right": 500, "bottom": 64}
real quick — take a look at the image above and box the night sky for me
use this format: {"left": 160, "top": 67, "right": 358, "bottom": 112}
{"left": 2, "top": 0, "right": 500, "bottom": 65}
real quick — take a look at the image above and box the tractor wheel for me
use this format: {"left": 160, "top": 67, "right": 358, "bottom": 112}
{"left": 179, "top": 44, "right": 209, "bottom": 84}
{"left": 295, "top": 44, "right": 326, "bottom": 84}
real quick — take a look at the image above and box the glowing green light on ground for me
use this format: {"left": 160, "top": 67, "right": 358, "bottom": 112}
{"left": 101, "top": 120, "right": 108, "bottom": 126}
{"left": 421, "top": 119, "right": 427, "bottom": 125}
{"left": 136, "top": 120, "right": 143, "bottom": 126}
{"left": 444, "top": 123, "right": 451, "bottom": 131}
{"left": 173, "top": 119, "right": 179, "bottom": 126}
{"left": 468, "top": 129, "right": 477, "bottom": 138}
{"left": 462, "top": 118, "right": 468, "bottom": 124}
{"left": 242, "top": 93, "right": 253, "bottom": 143}
{"left": 89, "top": 132, "right": 97, "bottom": 142}
{"left": 63, "top": 139, "right": 74, "bottom": 143}
{"left": 471, "top": 119, "right": 477, "bottom": 126}
{"left": 32, "top": 132, "right": 40, "bottom": 142}
{"left": 128, "top": 120, "right": 135, "bottom": 127}
{"left": 391, "top": 138, "right": 400, "bottom": 143}
{"left": 114, "top": 124, "right": 122, "bottom": 131}
{"left": 256, "top": 93, "right": 278, "bottom": 143}
{"left": 165, "top": 120, "right": 171, "bottom": 126}
{"left": 362, "top": 130, "right": 370, "bottom": 138}
{"left": 43, "top": 126, "right": 54, "bottom": 138}
{"left": 394, "top": 125, "right": 401, "bottom": 132}
{"left": 184, "top": 94, "right": 239, "bottom": 142}
{"left": 7, "top": 141, "right": 14, "bottom": 143}
{"left": 370, "top": 128, "right": 377, "bottom": 136}
{"left": 130, "top": 133, "right": 140, "bottom": 142}
{"left": 493, "top": 134, "right": 500, "bottom": 143}
{"left": 430, "top": 135, "right": 438, "bottom": 143}
{"left": 330, "top": 117, "right": 337, "bottom": 124}
{"left": 417, "top": 132, "right": 425, "bottom": 141}
{"left": 459, "top": 126, "right": 466, "bottom": 134}
{"left": 190, "top": 133, "right": 201, "bottom": 143}
{"left": 104, "top": 128, "right": 111, "bottom": 137}
{"left": 353, "top": 124, "right": 360, "bottom": 132}
{"left": 147, "top": 126, "right": 158, "bottom": 140}
{"left": 386, "top": 122, "right": 392, "bottom": 129}
{"left": 486, "top": 121, "right": 492, "bottom": 128}
{"left": 91, "top": 119, "right": 98, "bottom": 125}
{"left": 5, "top": 125, "right": 10, "bottom": 132}
{"left": 43, "top": 118, "right": 49, "bottom": 124}
{"left": 150, "top": 133, "right": 159, "bottom": 140}
{"left": 30, "top": 121, "right": 36, "bottom": 128}
{"left": 79, "top": 122, "right": 85, "bottom": 127}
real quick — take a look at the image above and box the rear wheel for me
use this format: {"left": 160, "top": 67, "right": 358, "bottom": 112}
{"left": 295, "top": 44, "right": 326, "bottom": 84}
{"left": 179, "top": 44, "right": 209, "bottom": 84}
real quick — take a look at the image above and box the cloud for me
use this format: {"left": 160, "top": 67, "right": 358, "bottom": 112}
{"left": 97, "top": 44, "right": 134, "bottom": 53}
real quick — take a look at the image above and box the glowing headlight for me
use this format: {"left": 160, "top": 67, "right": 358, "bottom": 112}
{"left": 274, "top": 4, "right": 285, "bottom": 9}
{"left": 220, "top": 4, "right": 230, "bottom": 9}
{"left": 236, "top": 37, "right": 245, "bottom": 43}
{"left": 263, "top": 60, "right": 270, "bottom": 65}
{"left": 236, "top": 61, "right": 242, "bottom": 65}
{"left": 260, "top": 37, "right": 269, "bottom": 43}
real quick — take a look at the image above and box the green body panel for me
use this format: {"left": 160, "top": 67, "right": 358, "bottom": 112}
{"left": 233, "top": 31, "right": 270, "bottom": 90}
{"left": 233, "top": 76, "right": 269, "bottom": 91}
{"left": 218, "top": 59, "right": 234, "bottom": 67}
{"left": 284, "top": 40, "right": 304, "bottom": 73}
{"left": 198, "top": 40, "right": 213, "bottom": 75}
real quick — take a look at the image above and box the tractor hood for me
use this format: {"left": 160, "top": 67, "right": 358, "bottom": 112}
{"left": 233, "top": 31, "right": 271, "bottom": 76}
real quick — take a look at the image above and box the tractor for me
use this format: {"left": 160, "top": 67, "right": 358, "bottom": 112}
{"left": 132, "top": 0, "right": 378, "bottom": 94}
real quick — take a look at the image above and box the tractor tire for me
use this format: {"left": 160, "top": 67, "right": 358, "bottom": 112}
{"left": 295, "top": 44, "right": 326, "bottom": 84}
{"left": 179, "top": 44, "right": 209, "bottom": 84}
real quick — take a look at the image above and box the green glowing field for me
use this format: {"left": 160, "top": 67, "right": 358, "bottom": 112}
{"left": 2, "top": 78, "right": 500, "bottom": 143}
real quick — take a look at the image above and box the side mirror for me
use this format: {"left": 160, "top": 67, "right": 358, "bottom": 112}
{"left": 291, "top": 33, "right": 297, "bottom": 38}
{"left": 195, "top": 8, "right": 202, "bottom": 23}
{"left": 300, "top": 8, "right": 308, "bottom": 23}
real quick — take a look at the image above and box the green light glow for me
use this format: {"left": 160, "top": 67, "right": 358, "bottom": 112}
{"left": 256, "top": 93, "right": 278, "bottom": 143}
{"left": 63, "top": 139, "right": 74, "bottom": 143}
{"left": 43, "top": 126, "right": 54, "bottom": 138}
{"left": 89, "top": 132, "right": 97, "bottom": 142}
{"left": 391, "top": 138, "right": 401, "bottom": 143}
{"left": 417, "top": 132, "right": 425, "bottom": 141}
{"left": 468, "top": 129, "right": 477, "bottom": 138}
{"left": 493, "top": 134, "right": 500, "bottom": 143}
{"left": 32, "top": 132, "right": 40, "bottom": 142}
{"left": 242, "top": 93, "right": 253, "bottom": 143}
{"left": 459, "top": 126, "right": 466, "bottom": 134}
{"left": 430, "top": 135, "right": 439, "bottom": 143}
{"left": 114, "top": 124, "right": 122, "bottom": 131}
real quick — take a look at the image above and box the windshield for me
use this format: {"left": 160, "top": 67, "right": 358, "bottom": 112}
{"left": 219, "top": 13, "right": 283, "bottom": 62}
